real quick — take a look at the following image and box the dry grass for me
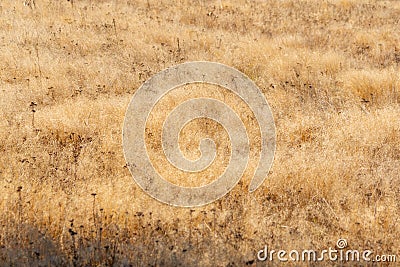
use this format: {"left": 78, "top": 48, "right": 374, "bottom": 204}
{"left": 0, "top": 0, "right": 399, "bottom": 266}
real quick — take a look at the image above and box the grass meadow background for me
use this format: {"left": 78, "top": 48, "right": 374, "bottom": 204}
{"left": 0, "top": 0, "right": 399, "bottom": 266}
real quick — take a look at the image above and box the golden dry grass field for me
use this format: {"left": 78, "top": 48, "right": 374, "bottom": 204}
{"left": 1, "top": 0, "right": 400, "bottom": 266}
